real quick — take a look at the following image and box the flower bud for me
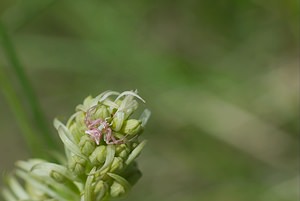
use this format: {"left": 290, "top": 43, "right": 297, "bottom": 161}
{"left": 95, "top": 105, "right": 110, "bottom": 119}
{"left": 110, "top": 181, "right": 125, "bottom": 198}
{"left": 78, "top": 135, "right": 96, "bottom": 156}
{"left": 89, "top": 145, "right": 107, "bottom": 165}
{"left": 94, "top": 180, "right": 105, "bottom": 195}
{"left": 115, "top": 144, "right": 130, "bottom": 159}
{"left": 118, "top": 149, "right": 129, "bottom": 159}
{"left": 131, "top": 142, "right": 138, "bottom": 149}
{"left": 110, "top": 157, "right": 123, "bottom": 173}
{"left": 50, "top": 170, "right": 66, "bottom": 183}
{"left": 121, "top": 119, "right": 142, "bottom": 135}
{"left": 111, "top": 112, "right": 125, "bottom": 131}
{"left": 123, "top": 99, "right": 138, "bottom": 118}
{"left": 68, "top": 155, "right": 86, "bottom": 175}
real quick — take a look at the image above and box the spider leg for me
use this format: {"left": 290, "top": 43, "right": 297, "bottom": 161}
{"left": 89, "top": 119, "right": 102, "bottom": 128}
{"left": 85, "top": 105, "right": 98, "bottom": 126}
{"left": 104, "top": 128, "right": 122, "bottom": 144}
{"left": 85, "top": 129, "right": 103, "bottom": 145}
{"left": 107, "top": 132, "right": 128, "bottom": 145}
{"left": 104, "top": 128, "right": 113, "bottom": 144}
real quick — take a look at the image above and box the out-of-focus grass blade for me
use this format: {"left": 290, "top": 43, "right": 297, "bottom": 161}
{"left": 0, "top": 64, "right": 42, "bottom": 157}
{"left": 0, "top": 21, "right": 58, "bottom": 155}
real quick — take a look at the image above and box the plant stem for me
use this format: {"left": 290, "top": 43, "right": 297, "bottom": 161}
{"left": 0, "top": 66, "right": 43, "bottom": 156}
{"left": 0, "top": 21, "right": 58, "bottom": 155}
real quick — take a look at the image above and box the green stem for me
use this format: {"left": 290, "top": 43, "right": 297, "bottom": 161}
{"left": 0, "top": 66, "right": 43, "bottom": 156}
{"left": 0, "top": 21, "right": 58, "bottom": 154}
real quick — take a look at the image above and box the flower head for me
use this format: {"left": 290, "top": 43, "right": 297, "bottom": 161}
{"left": 2, "top": 90, "right": 150, "bottom": 201}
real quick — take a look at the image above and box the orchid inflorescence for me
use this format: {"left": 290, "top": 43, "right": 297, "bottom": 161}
{"left": 2, "top": 90, "right": 151, "bottom": 201}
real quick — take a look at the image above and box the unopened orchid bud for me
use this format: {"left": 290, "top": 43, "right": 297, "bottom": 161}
{"left": 123, "top": 99, "right": 139, "bottom": 119}
{"left": 94, "top": 180, "right": 105, "bottom": 195}
{"left": 95, "top": 105, "right": 110, "bottom": 119}
{"left": 68, "top": 155, "right": 86, "bottom": 175}
{"left": 110, "top": 181, "right": 125, "bottom": 198}
{"left": 118, "top": 149, "right": 129, "bottom": 159}
{"left": 121, "top": 119, "right": 142, "bottom": 135}
{"left": 50, "top": 170, "right": 66, "bottom": 183}
{"left": 110, "top": 157, "right": 124, "bottom": 172}
{"left": 116, "top": 144, "right": 130, "bottom": 159}
{"left": 78, "top": 135, "right": 96, "bottom": 156}
{"left": 89, "top": 145, "right": 107, "bottom": 165}
{"left": 111, "top": 112, "right": 125, "bottom": 131}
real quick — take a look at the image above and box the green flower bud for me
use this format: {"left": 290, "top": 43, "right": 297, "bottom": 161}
{"left": 132, "top": 142, "right": 139, "bottom": 149}
{"left": 110, "top": 181, "right": 125, "bottom": 198}
{"left": 68, "top": 155, "right": 87, "bottom": 175}
{"left": 123, "top": 99, "right": 139, "bottom": 118}
{"left": 68, "top": 124, "right": 81, "bottom": 143}
{"left": 89, "top": 145, "right": 107, "bottom": 165}
{"left": 78, "top": 135, "right": 96, "bottom": 156}
{"left": 115, "top": 144, "right": 126, "bottom": 154}
{"left": 68, "top": 120, "right": 86, "bottom": 143}
{"left": 118, "top": 149, "right": 129, "bottom": 159}
{"left": 121, "top": 119, "right": 142, "bottom": 135}
{"left": 110, "top": 157, "right": 124, "bottom": 173}
{"left": 95, "top": 105, "right": 110, "bottom": 119}
{"left": 94, "top": 180, "right": 105, "bottom": 195}
{"left": 116, "top": 144, "right": 130, "bottom": 159}
{"left": 50, "top": 170, "right": 66, "bottom": 183}
{"left": 111, "top": 112, "right": 125, "bottom": 131}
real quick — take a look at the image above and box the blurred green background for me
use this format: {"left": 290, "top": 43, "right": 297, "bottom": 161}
{"left": 0, "top": 0, "right": 299, "bottom": 201}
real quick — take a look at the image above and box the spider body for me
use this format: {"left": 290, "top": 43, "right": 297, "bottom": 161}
{"left": 84, "top": 106, "right": 124, "bottom": 145}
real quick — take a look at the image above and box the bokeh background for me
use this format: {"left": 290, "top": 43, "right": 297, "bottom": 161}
{"left": 0, "top": 1, "right": 299, "bottom": 201}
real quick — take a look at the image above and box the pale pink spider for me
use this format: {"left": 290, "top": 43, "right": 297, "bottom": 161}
{"left": 84, "top": 106, "right": 125, "bottom": 145}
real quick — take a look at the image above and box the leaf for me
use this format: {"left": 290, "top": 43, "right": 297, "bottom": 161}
{"left": 56, "top": 125, "right": 88, "bottom": 160}
{"left": 125, "top": 140, "right": 147, "bottom": 165}
{"left": 1, "top": 188, "right": 17, "bottom": 201}
{"left": 84, "top": 167, "right": 96, "bottom": 201}
{"left": 16, "top": 170, "right": 67, "bottom": 201}
{"left": 30, "top": 162, "right": 79, "bottom": 182}
{"left": 115, "top": 91, "right": 145, "bottom": 103}
{"left": 139, "top": 109, "right": 151, "bottom": 127}
{"left": 7, "top": 176, "right": 29, "bottom": 200}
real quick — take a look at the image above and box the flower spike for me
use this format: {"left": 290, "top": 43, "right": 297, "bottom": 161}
{"left": 2, "top": 90, "right": 151, "bottom": 201}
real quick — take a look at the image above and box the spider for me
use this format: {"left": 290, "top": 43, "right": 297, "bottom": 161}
{"left": 84, "top": 106, "right": 125, "bottom": 145}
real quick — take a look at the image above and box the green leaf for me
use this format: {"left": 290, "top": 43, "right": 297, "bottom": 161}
{"left": 7, "top": 176, "right": 29, "bottom": 200}
{"left": 16, "top": 170, "right": 67, "bottom": 201}
{"left": 125, "top": 140, "right": 147, "bottom": 165}
{"left": 30, "top": 162, "right": 79, "bottom": 182}
{"left": 115, "top": 91, "right": 145, "bottom": 103}
{"left": 84, "top": 167, "right": 96, "bottom": 201}
{"left": 56, "top": 123, "right": 88, "bottom": 160}
{"left": 1, "top": 188, "right": 17, "bottom": 201}
{"left": 139, "top": 109, "right": 151, "bottom": 127}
